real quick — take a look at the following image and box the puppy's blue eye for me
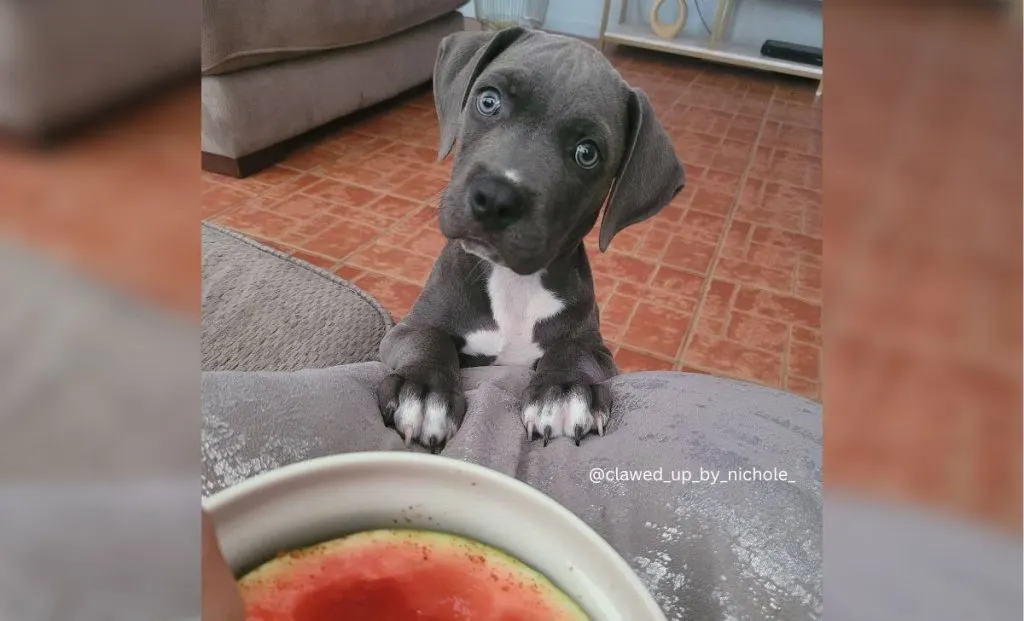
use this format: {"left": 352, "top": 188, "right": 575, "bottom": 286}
{"left": 574, "top": 140, "right": 600, "bottom": 169}
{"left": 476, "top": 88, "right": 501, "bottom": 116}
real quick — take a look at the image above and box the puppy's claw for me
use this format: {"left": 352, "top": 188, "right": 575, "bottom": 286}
{"left": 543, "top": 426, "right": 552, "bottom": 447}
{"left": 573, "top": 424, "right": 584, "bottom": 446}
{"left": 526, "top": 421, "right": 535, "bottom": 440}
{"left": 597, "top": 417, "right": 605, "bottom": 437}
{"left": 379, "top": 375, "right": 465, "bottom": 450}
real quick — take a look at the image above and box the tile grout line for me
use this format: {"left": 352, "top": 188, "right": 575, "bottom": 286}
{"left": 610, "top": 73, "right": 784, "bottom": 364}
{"left": 778, "top": 244, "right": 802, "bottom": 390}
{"left": 216, "top": 185, "right": 439, "bottom": 277}
{"left": 238, "top": 141, "right": 448, "bottom": 272}
{"left": 303, "top": 160, "right": 449, "bottom": 202}
{"left": 346, "top": 265, "right": 427, "bottom": 289}
{"left": 323, "top": 197, "right": 440, "bottom": 273}
{"left": 781, "top": 325, "right": 793, "bottom": 391}
{"left": 610, "top": 70, "right": 702, "bottom": 358}
{"left": 603, "top": 273, "right": 811, "bottom": 351}
{"left": 670, "top": 85, "right": 778, "bottom": 372}
{"left": 219, "top": 193, "right": 391, "bottom": 267}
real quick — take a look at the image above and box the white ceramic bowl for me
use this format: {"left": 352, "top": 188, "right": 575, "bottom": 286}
{"left": 203, "top": 452, "right": 666, "bottom": 620}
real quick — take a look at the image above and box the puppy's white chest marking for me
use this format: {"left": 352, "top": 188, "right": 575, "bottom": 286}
{"left": 462, "top": 266, "right": 564, "bottom": 366}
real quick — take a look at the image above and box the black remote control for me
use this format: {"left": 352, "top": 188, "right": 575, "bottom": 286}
{"left": 760, "top": 40, "right": 823, "bottom": 67}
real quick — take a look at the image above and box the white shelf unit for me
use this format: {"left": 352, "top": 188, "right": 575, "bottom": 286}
{"left": 599, "top": 0, "right": 823, "bottom": 91}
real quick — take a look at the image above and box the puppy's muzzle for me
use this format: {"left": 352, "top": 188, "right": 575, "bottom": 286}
{"left": 468, "top": 173, "right": 528, "bottom": 231}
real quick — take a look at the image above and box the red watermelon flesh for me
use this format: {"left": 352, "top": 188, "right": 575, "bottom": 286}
{"left": 239, "top": 529, "right": 590, "bottom": 621}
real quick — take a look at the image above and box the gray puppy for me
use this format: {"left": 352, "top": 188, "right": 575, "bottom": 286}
{"left": 378, "top": 27, "right": 685, "bottom": 450}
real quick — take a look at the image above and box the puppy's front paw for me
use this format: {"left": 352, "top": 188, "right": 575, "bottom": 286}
{"left": 377, "top": 373, "right": 467, "bottom": 452}
{"left": 521, "top": 381, "right": 611, "bottom": 446}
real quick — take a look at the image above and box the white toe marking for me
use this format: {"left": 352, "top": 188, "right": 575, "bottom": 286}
{"left": 543, "top": 397, "right": 565, "bottom": 428}
{"left": 563, "top": 392, "right": 592, "bottom": 434}
{"left": 421, "top": 393, "right": 451, "bottom": 441}
{"left": 522, "top": 391, "right": 595, "bottom": 439}
{"left": 522, "top": 403, "right": 541, "bottom": 436}
{"left": 460, "top": 266, "right": 565, "bottom": 367}
{"left": 393, "top": 393, "right": 424, "bottom": 441}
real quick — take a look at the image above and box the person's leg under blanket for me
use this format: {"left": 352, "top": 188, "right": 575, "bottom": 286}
{"left": 202, "top": 363, "right": 822, "bottom": 619}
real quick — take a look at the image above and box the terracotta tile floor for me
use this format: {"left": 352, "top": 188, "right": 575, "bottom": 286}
{"left": 202, "top": 50, "right": 822, "bottom": 399}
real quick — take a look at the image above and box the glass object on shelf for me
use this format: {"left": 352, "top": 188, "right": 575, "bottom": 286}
{"left": 473, "top": 0, "right": 549, "bottom": 30}
{"left": 521, "top": 0, "right": 549, "bottom": 28}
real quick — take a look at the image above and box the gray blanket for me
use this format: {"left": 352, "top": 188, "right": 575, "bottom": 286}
{"left": 202, "top": 363, "right": 824, "bottom": 620}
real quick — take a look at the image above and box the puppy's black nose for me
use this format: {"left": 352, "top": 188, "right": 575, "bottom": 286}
{"left": 468, "top": 175, "right": 526, "bottom": 229}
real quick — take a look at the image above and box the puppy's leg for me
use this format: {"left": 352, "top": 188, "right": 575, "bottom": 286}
{"left": 521, "top": 339, "right": 617, "bottom": 446}
{"left": 377, "top": 324, "right": 466, "bottom": 452}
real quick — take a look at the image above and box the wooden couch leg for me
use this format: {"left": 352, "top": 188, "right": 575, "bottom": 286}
{"left": 201, "top": 145, "right": 287, "bottom": 179}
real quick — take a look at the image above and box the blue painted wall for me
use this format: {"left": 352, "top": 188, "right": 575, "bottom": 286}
{"left": 461, "top": 0, "right": 822, "bottom": 49}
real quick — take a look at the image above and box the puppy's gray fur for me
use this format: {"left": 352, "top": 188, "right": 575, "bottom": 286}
{"left": 377, "top": 27, "right": 684, "bottom": 450}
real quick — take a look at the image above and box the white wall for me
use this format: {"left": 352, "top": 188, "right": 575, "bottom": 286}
{"left": 461, "top": 0, "right": 822, "bottom": 49}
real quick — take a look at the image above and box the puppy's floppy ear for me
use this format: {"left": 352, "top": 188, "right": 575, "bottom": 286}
{"left": 599, "top": 88, "right": 685, "bottom": 252}
{"left": 433, "top": 27, "right": 527, "bottom": 160}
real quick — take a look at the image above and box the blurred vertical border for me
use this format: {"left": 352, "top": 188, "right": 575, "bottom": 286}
{"left": 825, "top": 0, "right": 1021, "bottom": 619}
{"left": 0, "top": 1, "right": 199, "bottom": 619}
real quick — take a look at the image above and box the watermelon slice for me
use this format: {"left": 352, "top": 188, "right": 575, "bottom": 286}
{"left": 239, "top": 529, "right": 589, "bottom": 621}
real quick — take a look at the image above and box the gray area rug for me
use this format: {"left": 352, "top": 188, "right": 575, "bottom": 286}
{"left": 201, "top": 223, "right": 394, "bottom": 371}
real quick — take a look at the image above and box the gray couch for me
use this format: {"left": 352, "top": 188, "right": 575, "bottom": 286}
{"left": 0, "top": 1, "right": 196, "bottom": 138}
{"left": 201, "top": 0, "right": 467, "bottom": 177}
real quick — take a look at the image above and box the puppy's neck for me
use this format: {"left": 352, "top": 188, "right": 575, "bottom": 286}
{"left": 547, "top": 240, "right": 591, "bottom": 275}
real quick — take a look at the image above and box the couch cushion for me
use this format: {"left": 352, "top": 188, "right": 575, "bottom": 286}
{"left": 202, "top": 11, "right": 461, "bottom": 158}
{"left": 201, "top": 223, "right": 395, "bottom": 371}
{"left": 202, "top": 0, "right": 467, "bottom": 75}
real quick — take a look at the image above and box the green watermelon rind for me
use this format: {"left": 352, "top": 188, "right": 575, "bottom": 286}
{"left": 239, "top": 528, "right": 589, "bottom": 620}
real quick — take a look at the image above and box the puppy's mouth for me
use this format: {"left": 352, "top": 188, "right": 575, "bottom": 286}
{"left": 457, "top": 238, "right": 503, "bottom": 265}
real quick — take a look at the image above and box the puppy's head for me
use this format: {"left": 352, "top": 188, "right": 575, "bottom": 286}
{"left": 433, "top": 27, "right": 684, "bottom": 275}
